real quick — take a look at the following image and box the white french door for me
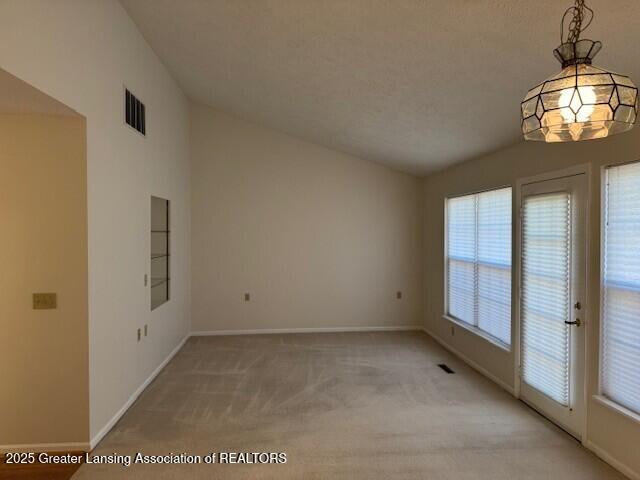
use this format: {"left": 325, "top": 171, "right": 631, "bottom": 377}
{"left": 518, "top": 173, "right": 587, "bottom": 439}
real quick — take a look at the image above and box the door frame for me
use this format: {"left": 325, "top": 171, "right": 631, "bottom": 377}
{"left": 513, "top": 163, "right": 591, "bottom": 443}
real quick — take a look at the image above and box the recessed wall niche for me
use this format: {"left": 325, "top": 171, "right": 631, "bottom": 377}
{"left": 151, "top": 196, "right": 170, "bottom": 310}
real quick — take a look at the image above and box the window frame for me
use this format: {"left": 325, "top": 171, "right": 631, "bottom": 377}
{"left": 597, "top": 159, "right": 640, "bottom": 423}
{"left": 443, "top": 185, "right": 513, "bottom": 351}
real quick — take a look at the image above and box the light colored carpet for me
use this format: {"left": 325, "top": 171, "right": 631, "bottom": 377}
{"left": 73, "top": 331, "right": 624, "bottom": 479}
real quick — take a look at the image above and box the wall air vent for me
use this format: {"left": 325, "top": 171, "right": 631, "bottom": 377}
{"left": 125, "top": 88, "right": 145, "bottom": 135}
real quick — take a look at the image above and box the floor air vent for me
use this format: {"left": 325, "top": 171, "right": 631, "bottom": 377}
{"left": 438, "top": 364, "right": 455, "bottom": 374}
{"left": 125, "top": 88, "right": 146, "bottom": 135}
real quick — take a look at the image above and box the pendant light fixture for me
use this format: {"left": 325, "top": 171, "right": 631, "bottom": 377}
{"left": 521, "top": 0, "right": 638, "bottom": 142}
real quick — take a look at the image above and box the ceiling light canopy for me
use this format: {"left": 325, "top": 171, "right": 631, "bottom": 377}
{"left": 522, "top": 0, "right": 638, "bottom": 142}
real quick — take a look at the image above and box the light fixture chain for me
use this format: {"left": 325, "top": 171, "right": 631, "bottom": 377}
{"left": 567, "top": 0, "right": 585, "bottom": 42}
{"left": 561, "top": 0, "right": 594, "bottom": 44}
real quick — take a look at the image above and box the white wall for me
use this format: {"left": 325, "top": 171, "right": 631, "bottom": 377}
{"left": 0, "top": 114, "right": 88, "bottom": 448}
{"left": 423, "top": 130, "right": 640, "bottom": 478}
{"left": 0, "top": 0, "right": 191, "bottom": 445}
{"left": 3, "top": 4, "right": 635, "bottom": 478}
{"left": 191, "top": 104, "right": 424, "bottom": 333}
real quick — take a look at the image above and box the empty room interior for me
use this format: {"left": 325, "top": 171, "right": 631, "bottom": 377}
{"left": 1, "top": 1, "right": 640, "bottom": 479}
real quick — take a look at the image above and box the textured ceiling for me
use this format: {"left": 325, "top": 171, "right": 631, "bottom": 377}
{"left": 120, "top": 0, "right": 640, "bottom": 174}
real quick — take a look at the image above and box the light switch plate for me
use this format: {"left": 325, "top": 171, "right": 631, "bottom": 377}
{"left": 33, "top": 293, "right": 57, "bottom": 310}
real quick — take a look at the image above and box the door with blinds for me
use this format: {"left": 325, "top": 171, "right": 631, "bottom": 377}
{"left": 518, "top": 173, "right": 586, "bottom": 439}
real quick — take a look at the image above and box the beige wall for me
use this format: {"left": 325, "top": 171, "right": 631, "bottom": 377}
{"left": 1, "top": 4, "right": 636, "bottom": 477}
{"left": 191, "top": 104, "right": 423, "bottom": 333}
{"left": 0, "top": 0, "right": 191, "bottom": 445}
{"left": 423, "top": 130, "right": 640, "bottom": 478}
{"left": 0, "top": 114, "right": 88, "bottom": 447}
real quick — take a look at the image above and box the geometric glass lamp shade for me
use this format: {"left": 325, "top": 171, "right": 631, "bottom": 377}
{"left": 522, "top": 40, "right": 638, "bottom": 142}
{"left": 523, "top": 0, "right": 638, "bottom": 143}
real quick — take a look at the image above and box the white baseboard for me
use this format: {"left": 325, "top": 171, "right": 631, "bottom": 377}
{"left": 9, "top": 328, "right": 418, "bottom": 454}
{"left": 89, "top": 334, "right": 189, "bottom": 450}
{"left": 421, "top": 328, "right": 638, "bottom": 479}
{"left": 422, "top": 327, "right": 515, "bottom": 396}
{"left": 90, "top": 327, "right": 418, "bottom": 448}
{"left": 585, "top": 440, "right": 639, "bottom": 480}
{"left": 0, "top": 442, "right": 90, "bottom": 454}
{"left": 6, "top": 326, "right": 637, "bottom": 480}
{"left": 191, "top": 325, "right": 422, "bottom": 336}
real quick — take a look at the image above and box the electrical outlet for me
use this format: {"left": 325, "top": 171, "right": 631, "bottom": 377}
{"left": 33, "top": 293, "right": 57, "bottom": 310}
{"left": 396, "top": 291, "right": 402, "bottom": 299}
{"left": 244, "top": 293, "right": 250, "bottom": 302}
{"left": 137, "top": 328, "right": 141, "bottom": 342}
{"left": 144, "top": 324, "right": 148, "bottom": 336}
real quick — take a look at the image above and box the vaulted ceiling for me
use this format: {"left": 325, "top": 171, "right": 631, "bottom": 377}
{"left": 120, "top": 0, "right": 640, "bottom": 174}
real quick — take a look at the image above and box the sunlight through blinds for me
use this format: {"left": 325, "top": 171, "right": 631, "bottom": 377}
{"left": 478, "top": 189, "right": 512, "bottom": 344}
{"left": 447, "top": 195, "right": 477, "bottom": 325}
{"left": 521, "top": 193, "right": 571, "bottom": 406}
{"left": 602, "top": 162, "right": 640, "bottom": 415}
{"left": 446, "top": 187, "right": 512, "bottom": 345}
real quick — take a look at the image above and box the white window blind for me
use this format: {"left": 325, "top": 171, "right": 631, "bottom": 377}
{"left": 521, "top": 193, "right": 571, "bottom": 406}
{"left": 446, "top": 187, "right": 512, "bottom": 345}
{"left": 602, "top": 162, "right": 640, "bottom": 415}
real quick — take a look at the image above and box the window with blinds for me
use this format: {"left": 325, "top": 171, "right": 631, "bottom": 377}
{"left": 521, "top": 192, "right": 571, "bottom": 405}
{"left": 446, "top": 187, "right": 512, "bottom": 345}
{"left": 602, "top": 162, "right": 640, "bottom": 415}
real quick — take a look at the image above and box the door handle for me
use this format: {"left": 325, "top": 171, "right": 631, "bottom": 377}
{"left": 565, "top": 318, "right": 581, "bottom": 327}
